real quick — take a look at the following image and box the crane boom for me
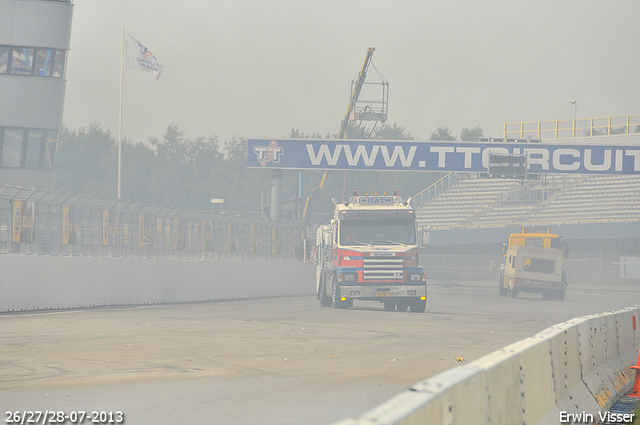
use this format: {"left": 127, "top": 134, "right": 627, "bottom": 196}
{"left": 338, "top": 47, "right": 376, "bottom": 139}
{"left": 302, "top": 47, "right": 376, "bottom": 226}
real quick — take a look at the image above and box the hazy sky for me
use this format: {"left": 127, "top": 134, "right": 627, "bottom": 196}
{"left": 64, "top": 0, "right": 640, "bottom": 144}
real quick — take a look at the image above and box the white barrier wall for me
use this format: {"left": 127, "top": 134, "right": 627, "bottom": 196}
{"left": 0, "top": 255, "right": 315, "bottom": 312}
{"left": 334, "top": 306, "right": 640, "bottom": 425}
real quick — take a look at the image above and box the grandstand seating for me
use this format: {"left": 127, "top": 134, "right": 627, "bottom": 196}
{"left": 415, "top": 174, "right": 640, "bottom": 229}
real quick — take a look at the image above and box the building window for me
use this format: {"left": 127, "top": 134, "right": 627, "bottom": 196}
{"left": 53, "top": 50, "right": 65, "bottom": 77}
{"left": 0, "top": 46, "right": 8, "bottom": 73}
{"left": 0, "top": 127, "right": 58, "bottom": 169}
{"left": 25, "top": 130, "right": 45, "bottom": 168}
{"left": 43, "top": 131, "right": 57, "bottom": 169}
{"left": 1, "top": 128, "right": 24, "bottom": 167}
{"left": 10, "top": 48, "right": 35, "bottom": 75}
{"left": 1, "top": 46, "right": 66, "bottom": 78}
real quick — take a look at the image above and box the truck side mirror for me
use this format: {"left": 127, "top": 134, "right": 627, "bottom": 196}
{"left": 503, "top": 242, "right": 508, "bottom": 256}
{"left": 323, "top": 247, "right": 332, "bottom": 262}
{"left": 420, "top": 225, "right": 431, "bottom": 247}
{"left": 322, "top": 224, "right": 334, "bottom": 247}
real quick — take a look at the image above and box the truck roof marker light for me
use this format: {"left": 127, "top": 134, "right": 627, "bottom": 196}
{"left": 341, "top": 297, "right": 347, "bottom": 301}
{"left": 420, "top": 296, "right": 426, "bottom": 300}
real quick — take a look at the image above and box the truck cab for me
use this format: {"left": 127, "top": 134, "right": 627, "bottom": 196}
{"left": 499, "top": 228, "right": 567, "bottom": 300}
{"left": 315, "top": 192, "right": 430, "bottom": 312}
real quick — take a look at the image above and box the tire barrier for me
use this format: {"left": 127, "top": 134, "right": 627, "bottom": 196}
{"left": 0, "top": 255, "right": 315, "bottom": 312}
{"left": 332, "top": 306, "right": 639, "bottom": 425}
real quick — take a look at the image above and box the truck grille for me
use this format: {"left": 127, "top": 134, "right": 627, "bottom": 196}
{"left": 363, "top": 258, "right": 403, "bottom": 280}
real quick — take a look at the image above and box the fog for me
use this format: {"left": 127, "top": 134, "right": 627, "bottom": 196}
{"left": 64, "top": 0, "right": 640, "bottom": 144}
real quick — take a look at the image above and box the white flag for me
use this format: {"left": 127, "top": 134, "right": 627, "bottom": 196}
{"left": 124, "top": 31, "right": 163, "bottom": 80}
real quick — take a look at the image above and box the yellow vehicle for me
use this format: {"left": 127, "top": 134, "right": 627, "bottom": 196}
{"left": 499, "top": 228, "right": 568, "bottom": 300}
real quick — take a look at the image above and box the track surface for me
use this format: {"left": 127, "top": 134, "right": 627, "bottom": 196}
{"left": 1, "top": 280, "right": 637, "bottom": 424}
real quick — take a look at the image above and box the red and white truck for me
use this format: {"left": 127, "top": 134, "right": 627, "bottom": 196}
{"left": 314, "top": 192, "right": 430, "bottom": 312}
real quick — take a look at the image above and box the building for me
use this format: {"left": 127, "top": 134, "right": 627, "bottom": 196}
{"left": 0, "top": 0, "right": 73, "bottom": 191}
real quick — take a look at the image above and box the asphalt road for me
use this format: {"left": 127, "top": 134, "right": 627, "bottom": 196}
{"left": 1, "top": 279, "right": 638, "bottom": 425}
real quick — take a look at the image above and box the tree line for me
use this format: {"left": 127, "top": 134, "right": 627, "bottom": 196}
{"left": 54, "top": 123, "right": 484, "bottom": 217}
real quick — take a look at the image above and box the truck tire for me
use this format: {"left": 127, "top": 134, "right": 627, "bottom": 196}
{"left": 409, "top": 299, "right": 427, "bottom": 313}
{"left": 508, "top": 288, "right": 518, "bottom": 298}
{"left": 318, "top": 279, "right": 332, "bottom": 307}
{"left": 319, "top": 282, "right": 332, "bottom": 307}
{"left": 498, "top": 273, "right": 507, "bottom": 297}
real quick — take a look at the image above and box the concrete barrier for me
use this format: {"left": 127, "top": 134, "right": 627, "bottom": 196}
{"left": 333, "top": 306, "right": 640, "bottom": 425}
{"left": 0, "top": 255, "right": 315, "bottom": 312}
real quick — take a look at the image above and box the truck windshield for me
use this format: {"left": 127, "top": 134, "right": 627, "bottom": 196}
{"left": 340, "top": 219, "right": 416, "bottom": 246}
{"left": 523, "top": 257, "right": 555, "bottom": 273}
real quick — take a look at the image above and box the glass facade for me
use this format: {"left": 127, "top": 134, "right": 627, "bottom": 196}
{"left": 0, "top": 46, "right": 66, "bottom": 78}
{"left": 0, "top": 127, "right": 57, "bottom": 169}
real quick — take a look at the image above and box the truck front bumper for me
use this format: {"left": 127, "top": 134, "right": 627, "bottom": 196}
{"left": 338, "top": 284, "right": 426, "bottom": 300}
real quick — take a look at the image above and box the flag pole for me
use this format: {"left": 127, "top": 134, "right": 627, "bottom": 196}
{"left": 117, "top": 25, "right": 124, "bottom": 199}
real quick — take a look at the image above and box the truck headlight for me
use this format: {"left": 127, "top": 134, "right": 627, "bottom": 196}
{"left": 410, "top": 273, "right": 422, "bottom": 281}
{"left": 341, "top": 273, "right": 357, "bottom": 282}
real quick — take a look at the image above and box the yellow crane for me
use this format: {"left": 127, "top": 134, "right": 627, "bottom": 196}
{"left": 301, "top": 47, "right": 379, "bottom": 226}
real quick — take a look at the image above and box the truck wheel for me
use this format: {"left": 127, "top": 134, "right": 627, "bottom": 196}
{"left": 508, "top": 288, "right": 518, "bottom": 298}
{"left": 498, "top": 273, "right": 507, "bottom": 297}
{"left": 320, "top": 288, "right": 332, "bottom": 307}
{"left": 319, "top": 278, "right": 332, "bottom": 307}
{"left": 409, "top": 299, "right": 427, "bottom": 313}
{"left": 555, "top": 289, "right": 566, "bottom": 301}
{"left": 383, "top": 301, "right": 395, "bottom": 311}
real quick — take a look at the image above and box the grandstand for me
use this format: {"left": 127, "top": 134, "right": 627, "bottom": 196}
{"left": 415, "top": 173, "right": 639, "bottom": 229}
{"left": 414, "top": 172, "right": 639, "bottom": 282}
{"left": 413, "top": 129, "right": 640, "bottom": 282}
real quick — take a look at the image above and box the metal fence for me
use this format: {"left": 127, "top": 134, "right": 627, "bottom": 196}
{"left": 620, "top": 257, "right": 640, "bottom": 278}
{"left": 0, "top": 186, "right": 303, "bottom": 261}
{"left": 413, "top": 172, "right": 456, "bottom": 206}
{"left": 504, "top": 114, "right": 640, "bottom": 139}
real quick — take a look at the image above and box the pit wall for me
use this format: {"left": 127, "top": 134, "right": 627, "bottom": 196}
{"left": 334, "top": 306, "right": 639, "bottom": 425}
{"left": 0, "top": 255, "right": 315, "bottom": 312}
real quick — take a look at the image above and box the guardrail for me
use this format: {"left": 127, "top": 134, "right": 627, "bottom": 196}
{"left": 504, "top": 114, "right": 640, "bottom": 139}
{"left": 413, "top": 172, "right": 456, "bottom": 206}
{"left": 333, "top": 306, "right": 639, "bottom": 425}
{"left": 0, "top": 185, "right": 302, "bottom": 261}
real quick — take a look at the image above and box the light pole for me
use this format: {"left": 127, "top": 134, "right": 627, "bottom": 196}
{"left": 571, "top": 99, "right": 577, "bottom": 137}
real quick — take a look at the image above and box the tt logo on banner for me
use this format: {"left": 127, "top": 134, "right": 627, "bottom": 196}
{"left": 254, "top": 140, "right": 284, "bottom": 166}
